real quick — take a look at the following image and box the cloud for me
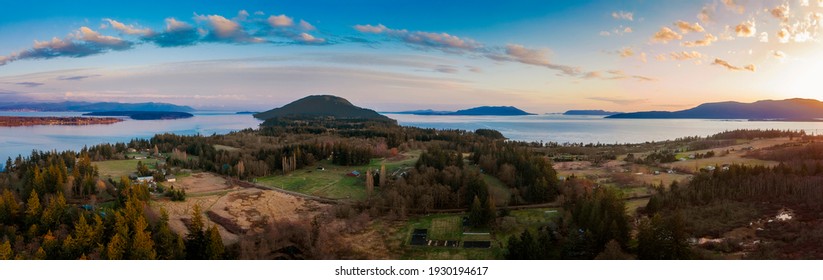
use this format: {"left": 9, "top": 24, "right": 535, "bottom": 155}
{"left": 759, "top": 32, "right": 769, "bottom": 42}
{"left": 294, "top": 33, "right": 325, "bottom": 44}
{"left": 142, "top": 18, "right": 201, "bottom": 47}
{"left": 698, "top": 3, "right": 716, "bottom": 23}
{"left": 599, "top": 31, "right": 611, "bottom": 36}
{"left": 267, "top": 15, "right": 294, "bottom": 27}
{"left": 722, "top": 0, "right": 745, "bottom": 14}
{"left": 777, "top": 28, "right": 791, "bottom": 43}
{"left": 735, "top": 20, "right": 756, "bottom": 37}
{"left": 501, "top": 44, "right": 580, "bottom": 76}
{"left": 772, "top": 50, "right": 787, "bottom": 59}
{"left": 712, "top": 58, "right": 755, "bottom": 71}
{"left": 682, "top": 33, "right": 718, "bottom": 47}
{"left": 624, "top": 27, "right": 633, "bottom": 33}
{"left": 299, "top": 20, "right": 316, "bottom": 31}
{"left": 236, "top": 10, "right": 250, "bottom": 21}
{"left": 587, "top": 96, "right": 649, "bottom": 105}
{"left": 14, "top": 82, "right": 44, "bottom": 87}
{"left": 675, "top": 21, "right": 705, "bottom": 33}
{"left": 434, "top": 65, "right": 458, "bottom": 73}
{"left": 354, "top": 24, "right": 483, "bottom": 52}
{"left": 612, "top": 11, "right": 634, "bottom": 21}
{"left": 770, "top": 4, "right": 790, "bottom": 21}
{"left": 639, "top": 52, "right": 647, "bottom": 63}
{"left": 0, "top": 27, "right": 133, "bottom": 65}
{"left": 195, "top": 14, "right": 263, "bottom": 43}
{"left": 619, "top": 47, "right": 635, "bottom": 57}
{"left": 669, "top": 51, "right": 703, "bottom": 60}
{"left": 655, "top": 54, "right": 668, "bottom": 61}
{"left": 104, "top": 19, "right": 153, "bottom": 36}
{"left": 254, "top": 11, "right": 265, "bottom": 16}
{"left": 651, "top": 27, "right": 682, "bottom": 43}
{"left": 57, "top": 75, "right": 101, "bottom": 81}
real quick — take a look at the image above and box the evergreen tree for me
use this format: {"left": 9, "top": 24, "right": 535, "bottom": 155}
{"left": 205, "top": 225, "right": 225, "bottom": 260}
{"left": 0, "top": 240, "right": 12, "bottom": 260}
{"left": 129, "top": 216, "right": 157, "bottom": 260}
{"left": 25, "top": 190, "right": 41, "bottom": 225}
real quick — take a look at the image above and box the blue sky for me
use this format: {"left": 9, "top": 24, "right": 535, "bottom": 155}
{"left": 1, "top": 0, "right": 822, "bottom": 112}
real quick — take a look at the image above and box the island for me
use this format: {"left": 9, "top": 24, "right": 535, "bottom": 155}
{"left": 0, "top": 116, "right": 122, "bottom": 127}
{"left": 0, "top": 101, "right": 194, "bottom": 112}
{"left": 386, "top": 106, "right": 534, "bottom": 116}
{"left": 563, "top": 110, "right": 623, "bottom": 116}
{"left": 83, "top": 111, "right": 194, "bottom": 120}
{"left": 607, "top": 98, "right": 823, "bottom": 119}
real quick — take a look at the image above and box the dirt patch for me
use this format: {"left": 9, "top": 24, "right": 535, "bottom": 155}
{"left": 168, "top": 172, "right": 237, "bottom": 194}
{"left": 553, "top": 161, "right": 592, "bottom": 171}
{"left": 208, "top": 189, "right": 326, "bottom": 235}
{"left": 153, "top": 174, "right": 328, "bottom": 246}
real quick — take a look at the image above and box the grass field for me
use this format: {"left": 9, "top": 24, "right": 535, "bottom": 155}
{"left": 398, "top": 213, "right": 499, "bottom": 260}
{"left": 625, "top": 198, "right": 650, "bottom": 215}
{"left": 256, "top": 151, "right": 421, "bottom": 200}
{"left": 213, "top": 144, "right": 240, "bottom": 152}
{"left": 94, "top": 159, "right": 158, "bottom": 180}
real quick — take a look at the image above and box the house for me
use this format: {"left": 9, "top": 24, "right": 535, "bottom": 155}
{"left": 346, "top": 170, "right": 361, "bottom": 177}
{"left": 317, "top": 166, "right": 325, "bottom": 171}
{"left": 165, "top": 175, "right": 176, "bottom": 183}
{"left": 136, "top": 176, "right": 154, "bottom": 183}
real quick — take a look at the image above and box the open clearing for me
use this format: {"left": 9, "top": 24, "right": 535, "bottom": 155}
{"left": 95, "top": 159, "right": 156, "bottom": 180}
{"left": 256, "top": 151, "right": 421, "bottom": 200}
{"left": 151, "top": 172, "right": 327, "bottom": 245}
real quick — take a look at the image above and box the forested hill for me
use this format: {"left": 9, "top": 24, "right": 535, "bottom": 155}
{"left": 253, "top": 95, "right": 392, "bottom": 121}
{"left": 607, "top": 98, "right": 823, "bottom": 119}
{"left": 0, "top": 101, "right": 194, "bottom": 112}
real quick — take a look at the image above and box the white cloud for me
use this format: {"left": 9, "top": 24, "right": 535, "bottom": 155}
{"left": 268, "top": 15, "right": 294, "bottom": 27}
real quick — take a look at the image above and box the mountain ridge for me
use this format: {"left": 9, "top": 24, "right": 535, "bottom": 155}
{"left": 0, "top": 101, "right": 194, "bottom": 112}
{"left": 607, "top": 98, "right": 823, "bottom": 119}
{"left": 387, "top": 106, "right": 534, "bottom": 116}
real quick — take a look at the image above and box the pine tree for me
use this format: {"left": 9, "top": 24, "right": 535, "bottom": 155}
{"left": 0, "top": 239, "right": 12, "bottom": 260}
{"left": 25, "top": 190, "right": 41, "bottom": 224}
{"left": 205, "top": 225, "right": 225, "bottom": 260}
{"left": 185, "top": 204, "right": 208, "bottom": 259}
{"left": 129, "top": 216, "right": 157, "bottom": 260}
{"left": 106, "top": 234, "right": 127, "bottom": 260}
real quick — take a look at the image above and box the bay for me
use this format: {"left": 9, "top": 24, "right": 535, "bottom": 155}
{"left": 4, "top": 112, "right": 823, "bottom": 170}
{"left": 0, "top": 111, "right": 261, "bottom": 164}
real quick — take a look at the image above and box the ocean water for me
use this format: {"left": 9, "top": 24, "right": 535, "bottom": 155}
{"left": 0, "top": 111, "right": 261, "bottom": 161}
{"left": 4, "top": 112, "right": 823, "bottom": 161}
{"left": 387, "top": 114, "right": 823, "bottom": 144}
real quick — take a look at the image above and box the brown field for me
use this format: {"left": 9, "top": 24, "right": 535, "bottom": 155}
{"left": 664, "top": 138, "right": 793, "bottom": 172}
{"left": 167, "top": 172, "right": 236, "bottom": 194}
{"left": 152, "top": 172, "right": 328, "bottom": 245}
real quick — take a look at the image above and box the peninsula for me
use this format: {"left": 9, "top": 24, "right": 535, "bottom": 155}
{"left": 0, "top": 116, "right": 122, "bottom": 127}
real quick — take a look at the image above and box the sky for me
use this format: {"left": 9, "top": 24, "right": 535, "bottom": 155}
{"left": 0, "top": 0, "right": 822, "bottom": 112}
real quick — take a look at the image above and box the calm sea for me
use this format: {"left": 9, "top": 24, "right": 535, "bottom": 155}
{"left": 4, "top": 112, "right": 823, "bottom": 168}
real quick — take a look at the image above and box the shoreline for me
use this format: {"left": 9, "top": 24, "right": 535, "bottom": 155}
{"left": 0, "top": 116, "right": 123, "bottom": 127}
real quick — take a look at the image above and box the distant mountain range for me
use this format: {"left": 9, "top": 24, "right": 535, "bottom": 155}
{"left": 563, "top": 110, "right": 623, "bottom": 116}
{"left": 0, "top": 101, "right": 194, "bottom": 112}
{"left": 388, "top": 106, "right": 534, "bottom": 116}
{"left": 253, "top": 95, "right": 392, "bottom": 121}
{"left": 608, "top": 98, "right": 823, "bottom": 120}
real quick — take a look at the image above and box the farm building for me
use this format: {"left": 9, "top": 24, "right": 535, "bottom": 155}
{"left": 346, "top": 170, "right": 361, "bottom": 177}
{"left": 166, "top": 175, "right": 176, "bottom": 182}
